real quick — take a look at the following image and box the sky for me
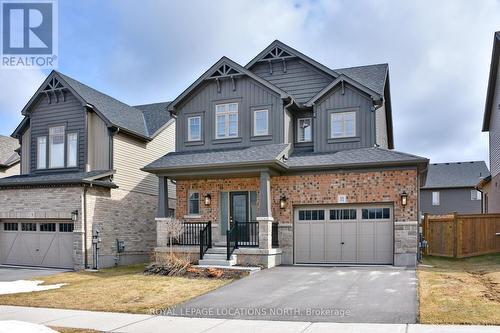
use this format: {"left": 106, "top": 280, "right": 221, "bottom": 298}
{"left": 0, "top": 0, "right": 498, "bottom": 165}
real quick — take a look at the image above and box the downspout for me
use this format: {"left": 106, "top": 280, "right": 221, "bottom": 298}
{"left": 83, "top": 186, "right": 88, "bottom": 269}
{"left": 476, "top": 187, "right": 484, "bottom": 214}
{"left": 283, "top": 97, "right": 295, "bottom": 144}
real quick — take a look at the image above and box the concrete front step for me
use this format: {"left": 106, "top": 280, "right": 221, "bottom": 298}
{"left": 202, "top": 253, "right": 235, "bottom": 261}
{"left": 206, "top": 247, "right": 227, "bottom": 254}
{"left": 198, "top": 258, "right": 237, "bottom": 266}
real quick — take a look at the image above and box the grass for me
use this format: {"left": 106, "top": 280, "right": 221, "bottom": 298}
{"left": 50, "top": 328, "right": 100, "bottom": 333}
{"left": 418, "top": 253, "right": 500, "bottom": 324}
{"left": 0, "top": 264, "right": 231, "bottom": 314}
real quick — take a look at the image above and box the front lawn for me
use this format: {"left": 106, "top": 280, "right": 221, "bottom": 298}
{"left": 418, "top": 253, "right": 500, "bottom": 324}
{"left": 0, "top": 264, "right": 231, "bottom": 314}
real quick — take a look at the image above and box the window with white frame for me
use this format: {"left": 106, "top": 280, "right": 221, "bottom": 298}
{"left": 297, "top": 118, "right": 312, "bottom": 142}
{"left": 471, "top": 189, "right": 482, "bottom": 201}
{"left": 188, "top": 116, "right": 201, "bottom": 141}
{"left": 432, "top": 191, "right": 440, "bottom": 206}
{"left": 49, "top": 126, "right": 65, "bottom": 168}
{"left": 37, "top": 136, "right": 47, "bottom": 169}
{"left": 330, "top": 111, "right": 356, "bottom": 138}
{"left": 67, "top": 133, "right": 78, "bottom": 167}
{"left": 253, "top": 109, "right": 268, "bottom": 136}
{"left": 188, "top": 192, "right": 200, "bottom": 215}
{"left": 215, "top": 103, "right": 238, "bottom": 139}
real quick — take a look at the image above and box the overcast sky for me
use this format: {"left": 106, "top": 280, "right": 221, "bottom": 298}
{"left": 1, "top": 0, "right": 498, "bottom": 164}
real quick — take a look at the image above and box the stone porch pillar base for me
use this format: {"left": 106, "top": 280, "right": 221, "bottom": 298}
{"left": 394, "top": 221, "right": 418, "bottom": 267}
{"left": 257, "top": 216, "right": 274, "bottom": 250}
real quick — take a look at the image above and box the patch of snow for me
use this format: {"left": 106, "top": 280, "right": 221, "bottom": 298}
{"left": 0, "top": 280, "right": 66, "bottom": 295}
{"left": 0, "top": 320, "right": 58, "bottom": 333}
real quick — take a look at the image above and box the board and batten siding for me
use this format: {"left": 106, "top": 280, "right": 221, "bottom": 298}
{"left": 375, "top": 103, "right": 388, "bottom": 149}
{"left": 314, "top": 85, "right": 375, "bottom": 153}
{"left": 113, "top": 121, "right": 175, "bottom": 196}
{"left": 489, "top": 54, "right": 500, "bottom": 177}
{"left": 21, "top": 128, "right": 30, "bottom": 174}
{"left": 28, "top": 92, "right": 86, "bottom": 173}
{"left": 176, "top": 76, "right": 283, "bottom": 152}
{"left": 249, "top": 58, "right": 333, "bottom": 105}
{"left": 87, "top": 112, "right": 110, "bottom": 171}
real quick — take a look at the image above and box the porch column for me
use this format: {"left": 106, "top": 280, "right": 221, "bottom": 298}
{"left": 257, "top": 170, "right": 273, "bottom": 249}
{"left": 157, "top": 176, "right": 170, "bottom": 218}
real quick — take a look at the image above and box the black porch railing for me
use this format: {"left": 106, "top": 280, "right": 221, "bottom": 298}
{"left": 226, "top": 223, "right": 238, "bottom": 260}
{"left": 272, "top": 223, "right": 279, "bottom": 248}
{"left": 199, "top": 221, "right": 212, "bottom": 259}
{"left": 175, "top": 222, "right": 211, "bottom": 246}
{"left": 234, "top": 222, "right": 259, "bottom": 247}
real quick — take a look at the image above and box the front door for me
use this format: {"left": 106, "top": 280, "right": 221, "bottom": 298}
{"left": 230, "top": 192, "right": 249, "bottom": 242}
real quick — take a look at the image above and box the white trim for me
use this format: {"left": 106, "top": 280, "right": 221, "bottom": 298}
{"left": 330, "top": 111, "right": 356, "bottom": 138}
{"left": 36, "top": 136, "right": 47, "bottom": 169}
{"left": 187, "top": 116, "right": 201, "bottom": 141}
{"left": 48, "top": 125, "right": 65, "bottom": 169}
{"left": 253, "top": 109, "right": 269, "bottom": 136}
{"left": 66, "top": 132, "right": 78, "bottom": 167}
{"left": 215, "top": 103, "right": 238, "bottom": 139}
{"left": 432, "top": 191, "right": 440, "bottom": 206}
{"left": 297, "top": 117, "right": 312, "bottom": 142}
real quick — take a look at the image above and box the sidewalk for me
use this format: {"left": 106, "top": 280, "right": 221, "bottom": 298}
{"left": 0, "top": 305, "right": 499, "bottom": 333}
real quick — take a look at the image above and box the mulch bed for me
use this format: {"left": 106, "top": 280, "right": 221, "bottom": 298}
{"left": 144, "top": 263, "right": 249, "bottom": 279}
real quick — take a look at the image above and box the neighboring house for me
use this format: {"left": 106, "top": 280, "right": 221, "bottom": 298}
{"left": 0, "top": 71, "right": 176, "bottom": 270}
{"left": 480, "top": 31, "right": 500, "bottom": 213}
{"left": 421, "top": 161, "right": 489, "bottom": 215}
{"left": 0, "top": 135, "right": 20, "bottom": 178}
{"left": 145, "top": 40, "right": 428, "bottom": 268}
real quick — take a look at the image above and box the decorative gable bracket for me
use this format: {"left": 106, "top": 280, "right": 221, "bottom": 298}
{"left": 261, "top": 46, "right": 294, "bottom": 75}
{"left": 42, "top": 77, "right": 67, "bottom": 104}
{"left": 207, "top": 63, "right": 244, "bottom": 93}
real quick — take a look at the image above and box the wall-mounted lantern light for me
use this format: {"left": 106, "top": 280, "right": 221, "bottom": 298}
{"left": 279, "top": 195, "right": 287, "bottom": 209}
{"left": 204, "top": 194, "right": 212, "bottom": 206}
{"left": 401, "top": 191, "right": 408, "bottom": 207}
{"left": 71, "top": 210, "right": 79, "bottom": 222}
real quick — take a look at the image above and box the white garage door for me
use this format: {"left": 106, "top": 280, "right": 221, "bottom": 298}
{"left": 0, "top": 221, "right": 74, "bottom": 269}
{"left": 294, "top": 205, "right": 393, "bottom": 264}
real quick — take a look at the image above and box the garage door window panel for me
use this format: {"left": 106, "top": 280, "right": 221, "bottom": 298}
{"left": 330, "top": 209, "right": 357, "bottom": 220}
{"left": 40, "top": 223, "right": 56, "bottom": 232}
{"left": 362, "top": 208, "right": 390, "bottom": 220}
{"left": 3, "top": 223, "right": 18, "bottom": 231}
{"left": 21, "top": 223, "right": 37, "bottom": 231}
{"left": 59, "top": 223, "right": 74, "bottom": 232}
{"left": 298, "top": 209, "right": 324, "bottom": 221}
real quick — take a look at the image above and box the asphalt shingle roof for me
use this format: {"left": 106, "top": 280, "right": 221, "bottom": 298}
{"left": 0, "top": 170, "right": 116, "bottom": 188}
{"left": 134, "top": 102, "right": 172, "bottom": 136}
{"left": 422, "top": 161, "right": 490, "bottom": 189}
{"left": 0, "top": 135, "right": 20, "bottom": 167}
{"left": 334, "top": 64, "right": 388, "bottom": 95}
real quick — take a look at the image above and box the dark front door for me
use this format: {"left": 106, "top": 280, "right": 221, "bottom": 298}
{"left": 230, "top": 192, "right": 249, "bottom": 242}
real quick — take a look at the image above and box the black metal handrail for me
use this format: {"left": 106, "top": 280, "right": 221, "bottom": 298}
{"left": 235, "top": 222, "right": 259, "bottom": 247}
{"left": 272, "top": 223, "right": 279, "bottom": 248}
{"left": 199, "top": 221, "right": 212, "bottom": 259}
{"left": 226, "top": 223, "right": 238, "bottom": 260}
{"left": 175, "top": 222, "right": 210, "bottom": 246}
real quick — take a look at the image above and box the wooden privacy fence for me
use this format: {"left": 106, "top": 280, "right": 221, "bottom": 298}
{"left": 423, "top": 213, "right": 500, "bottom": 258}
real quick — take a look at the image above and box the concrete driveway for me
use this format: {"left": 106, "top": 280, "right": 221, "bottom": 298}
{"left": 171, "top": 266, "right": 417, "bottom": 323}
{"left": 0, "top": 266, "right": 67, "bottom": 281}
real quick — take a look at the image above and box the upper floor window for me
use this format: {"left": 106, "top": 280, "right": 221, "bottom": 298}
{"left": 215, "top": 103, "right": 238, "bottom": 139}
{"left": 253, "top": 109, "right": 268, "bottom": 136}
{"left": 49, "top": 126, "right": 65, "bottom": 168}
{"left": 330, "top": 111, "right": 356, "bottom": 138}
{"left": 297, "top": 118, "right": 312, "bottom": 142}
{"left": 471, "top": 189, "right": 481, "bottom": 201}
{"left": 432, "top": 191, "right": 440, "bottom": 206}
{"left": 37, "top": 136, "right": 47, "bottom": 169}
{"left": 188, "top": 116, "right": 201, "bottom": 141}
{"left": 67, "top": 133, "right": 78, "bottom": 167}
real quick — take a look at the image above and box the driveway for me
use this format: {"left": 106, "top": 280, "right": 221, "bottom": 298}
{"left": 171, "top": 266, "right": 417, "bottom": 323}
{"left": 0, "top": 266, "right": 67, "bottom": 281}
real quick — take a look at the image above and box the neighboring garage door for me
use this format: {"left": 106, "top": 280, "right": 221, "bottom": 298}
{"left": 0, "top": 221, "right": 74, "bottom": 269}
{"left": 295, "top": 205, "right": 393, "bottom": 264}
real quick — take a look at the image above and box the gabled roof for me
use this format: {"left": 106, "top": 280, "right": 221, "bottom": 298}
{"left": 168, "top": 57, "right": 291, "bottom": 111}
{"left": 334, "top": 64, "right": 388, "bottom": 96}
{"left": 0, "top": 170, "right": 116, "bottom": 188}
{"left": 422, "top": 161, "right": 490, "bottom": 189}
{"left": 245, "top": 40, "right": 339, "bottom": 78}
{"left": 134, "top": 101, "right": 173, "bottom": 137}
{"left": 483, "top": 31, "right": 500, "bottom": 131}
{"left": 0, "top": 135, "right": 20, "bottom": 167}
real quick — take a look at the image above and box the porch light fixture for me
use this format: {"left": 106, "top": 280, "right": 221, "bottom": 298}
{"left": 204, "top": 194, "right": 212, "bottom": 206}
{"left": 71, "top": 210, "right": 79, "bottom": 222}
{"left": 400, "top": 191, "right": 408, "bottom": 207}
{"left": 279, "top": 195, "right": 287, "bottom": 209}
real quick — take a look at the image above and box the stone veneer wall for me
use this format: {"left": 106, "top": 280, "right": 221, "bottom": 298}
{"left": 173, "top": 168, "right": 419, "bottom": 266}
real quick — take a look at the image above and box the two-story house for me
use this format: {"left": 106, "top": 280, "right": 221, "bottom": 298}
{"left": 421, "top": 161, "right": 489, "bottom": 215}
{"left": 145, "top": 40, "right": 428, "bottom": 268}
{"left": 0, "top": 135, "right": 20, "bottom": 178}
{"left": 0, "top": 71, "right": 176, "bottom": 270}
{"left": 480, "top": 31, "right": 500, "bottom": 213}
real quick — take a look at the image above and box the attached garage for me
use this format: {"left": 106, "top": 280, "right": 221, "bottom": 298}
{"left": 294, "top": 204, "right": 393, "bottom": 264}
{"left": 0, "top": 220, "right": 74, "bottom": 269}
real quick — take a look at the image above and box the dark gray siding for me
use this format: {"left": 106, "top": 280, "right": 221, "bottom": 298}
{"left": 420, "top": 188, "right": 482, "bottom": 215}
{"left": 314, "top": 85, "right": 375, "bottom": 153}
{"left": 249, "top": 58, "right": 333, "bottom": 104}
{"left": 29, "top": 92, "right": 86, "bottom": 173}
{"left": 176, "top": 76, "right": 283, "bottom": 152}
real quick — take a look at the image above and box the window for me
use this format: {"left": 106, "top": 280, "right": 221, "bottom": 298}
{"left": 188, "top": 192, "right": 200, "bottom": 215}
{"left": 432, "top": 191, "right": 440, "bottom": 206}
{"left": 330, "top": 111, "right": 355, "bottom": 138}
{"left": 187, "top": 116, "right": 201, "bottom": 141}
{"left": 40, "top": 223, "right": 56, "bottom": 232}
{"left": 67, "top": 133, "right": 78, "bottom": 167}
{"left": 253, "top": 110, "right": 268, "bottom": 136}
{"left": 215, "top": 103, "right": 238, "bottom": 139}
{"left": 21, "top": 223, "right": 36, "bottom": 231}
{"left": 297, "top": 118, "right": 312, "bottom": 142}
{"left": 3, "top": 223, "right": 18, "bottom": 231}
{"left": 59, "top": 223, "right": 74, "bottom": 232}
{"left": 471, "top": 190, "right": 481, "bottom": 201}
{"left": 37, "top": 136, "right": 47, "bottom": 169}
{"left": 362, "top": 208, "right": 390, "bottom": 220}
{"left": 49, "top": 126, "right": 65, "bottom": 168}
{"left": 330, "top": 209, "right": 357, "bottom": 220}
{"left": 298, "top": 209, "right": 325, "bottom": 221}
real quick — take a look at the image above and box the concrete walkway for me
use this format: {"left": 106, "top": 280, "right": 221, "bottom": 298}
{"left": 0, "top": 305, "right": 499, "bottom": 333}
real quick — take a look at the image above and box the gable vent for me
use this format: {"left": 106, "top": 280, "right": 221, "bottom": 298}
{"left": 209, "top": 64, "right": 241, "bottom": 78}
{"left": 42, "top": 77, "right": 67, "bottom": 104}
{"left": 262, "top": 46, "right": 292, "bottom": 60}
